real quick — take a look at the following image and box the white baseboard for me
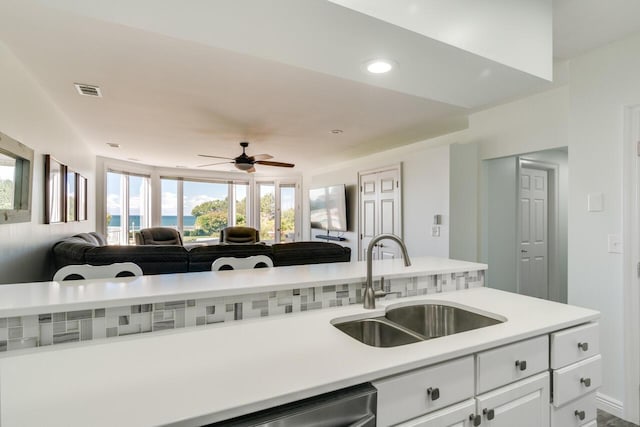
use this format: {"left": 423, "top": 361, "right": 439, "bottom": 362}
{"left": 597, "top": 392, "right": 624, "bottom": 419}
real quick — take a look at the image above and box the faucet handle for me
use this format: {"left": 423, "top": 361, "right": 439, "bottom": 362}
{"left": 374, "top": 276, "right": 390, "bottom": 298}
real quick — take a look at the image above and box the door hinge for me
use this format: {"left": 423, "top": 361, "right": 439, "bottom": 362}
{"left": 637, "top": 141, "right": 640, "bottom": 156}
{"left": 360, "top": 233, "right": 363, "bottom": 240}
{"left": 360, "top": 186, "right": 363, "bottom": 192}
{"left": 637, "top": 261, "right": 640, "bottom": 278}
{"left": 396, "top": 181, "right": 399, "bottom": 188}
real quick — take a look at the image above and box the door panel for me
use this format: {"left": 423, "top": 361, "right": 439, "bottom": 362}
{"left": 359, "top": 167, "right": 402, "bottom": 261}
{"left": 519, "top": 167, "right": 548, "bottom": 299}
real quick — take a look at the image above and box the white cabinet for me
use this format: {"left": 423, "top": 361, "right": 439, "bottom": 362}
{"left": 548, "top": 322, "right": 601, "bottom": 425}
{"left": 374, "top": 323, "right": 599, "bottom": 427}
{"left": 475, "top": 372, "right": 549, "bottom": 427}
{"left": 476, "top": 335, "right": 548, "bottom": 394}
{"left": 396, "top": 399, "right": 476, "bottom": 427}
{"left": 374, "top": 356, "right": 474, "bottom": 427}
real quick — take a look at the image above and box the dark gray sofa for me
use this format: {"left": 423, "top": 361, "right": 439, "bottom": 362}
{"left": 52, "top": 233, "right": 351, "bottom": 277}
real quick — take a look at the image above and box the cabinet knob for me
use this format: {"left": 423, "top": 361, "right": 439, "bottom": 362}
{"left": 469, "top": 414, "right": 482, "bottom": 426}
{"left": 578, "top": 342, "right": 589, "bottom": 351}
{"left": 580, "top": 377, "right": 592, "bottom": 387}
{"left": 575, "top": 410, "right": 586, "bottom": 420}
{"left": 515, "top": 360, "right": 527, "bottom": 371}
{"left": 483, "top": 408, "right": 495, "bottom": 420}
{"left": 426, "top": 387, "right": 440, "bottom": 401}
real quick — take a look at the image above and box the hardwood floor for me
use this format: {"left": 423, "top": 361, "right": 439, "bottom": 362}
{"left": 599, "top": 410, "right": 639, "bottom": 426}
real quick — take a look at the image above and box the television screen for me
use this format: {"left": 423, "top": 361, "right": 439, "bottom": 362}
{"left": 309, "top": 184, "right": 347, "bottom": 232}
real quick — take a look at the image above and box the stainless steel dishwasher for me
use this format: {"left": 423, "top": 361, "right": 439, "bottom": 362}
{"left": 206, "top": 383, "right": 377, "bottom": 427}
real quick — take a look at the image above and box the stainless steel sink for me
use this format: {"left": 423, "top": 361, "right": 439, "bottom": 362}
{"left": 385, "top": 304, "right": 503, "bottom": 340}
{"left": 333, "top": 317, "right": 423, "bottom": 348}
{"left": 333, "top": 303, "right": 504, "bottom": 347}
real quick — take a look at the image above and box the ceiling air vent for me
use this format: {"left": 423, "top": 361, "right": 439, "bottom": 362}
{"left": 74, "top": 83, "right": 102, "bottom": 97}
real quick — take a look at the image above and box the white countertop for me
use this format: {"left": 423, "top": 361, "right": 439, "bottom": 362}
{"left": 0, "top": 287, "right": 598, "bottom": 427}
{"left": 0, "top": 257, "right": 486, "bottom": 317}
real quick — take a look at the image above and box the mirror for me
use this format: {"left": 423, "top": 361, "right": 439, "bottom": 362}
{"left": 0, "top": 132, "right": 34, "bottom": 224}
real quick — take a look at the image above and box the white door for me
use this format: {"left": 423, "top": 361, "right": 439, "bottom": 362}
{"left": 475, "top": 372, "right": 550, "bottom": 427}
{"left": 359, "top": 166, "right": 402, "bottom": 261}
{"left": 519, "top": 167, "right": 549, "bottom": 299}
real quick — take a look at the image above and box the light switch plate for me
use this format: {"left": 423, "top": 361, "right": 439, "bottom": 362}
{"left": 588, "top": 193, "right": 604, "bottom": 212}
{"left": 431, "top": 226, "right": 440, "bottom": 237}
{"left": 608, "top": 234, "right": 622, "bottom": 253}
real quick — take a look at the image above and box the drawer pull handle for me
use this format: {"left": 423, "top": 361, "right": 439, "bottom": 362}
{"left": 580, "top": 377, "right": 592, "bottom": 387}
{"left": 515, "top": 360, "right": 527, "bottom": 371}
{"left": 426, "top": 387, "right": 440, "bottom": 401}
{"left": 578, "top": 342, "right": 589, "bottom": 351}
{"left": 483, "top": 408, "right": 495, "bottom": 420}
{"left": 575, "top": 410, "right": 586, "bottom": 420}
{"left": 469, "top": 414, "right": 482, "bottom": 426}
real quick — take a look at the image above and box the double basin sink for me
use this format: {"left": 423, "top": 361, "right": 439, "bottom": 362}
{"left": 333, "top": 303, "right": 504, "bottom": 348}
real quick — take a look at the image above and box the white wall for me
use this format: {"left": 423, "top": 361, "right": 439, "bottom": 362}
{"left": 305, "top": 132, "right": 465, "bottom": 260}
{"left": 482, "top": 156, "right": 518, "bottom": 293}
{"left": 566, "top": 32, "right": 640, "bottom": 411}
{"left": 0, "top": 42, "right": 95, "bottom": 284}
{"left": 460, "top": 33, "right": 640, "bottom": 412}
{"left": 449, "top": 142, "right": 478, "bottom": 262}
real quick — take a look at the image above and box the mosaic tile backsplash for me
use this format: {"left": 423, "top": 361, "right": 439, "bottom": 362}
{"left": 0, "top": 270, "right": 483, "bottom": 353}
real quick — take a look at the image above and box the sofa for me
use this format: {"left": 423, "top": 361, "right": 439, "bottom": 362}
{"left": 52, "top": 232, "right": 351, "bottom": 277}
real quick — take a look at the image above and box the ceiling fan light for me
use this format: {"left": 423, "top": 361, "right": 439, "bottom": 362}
{"left": 235, "top": 163, "right": 253, "bottom": 171}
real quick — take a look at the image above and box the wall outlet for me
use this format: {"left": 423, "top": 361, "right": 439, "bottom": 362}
{"left": 431, "top": 226, "right": 440, "bottom": 237}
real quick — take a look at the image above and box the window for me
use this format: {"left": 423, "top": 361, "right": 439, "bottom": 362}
{"left": 105, "top": 166, "right": 299, "bottom": 245}
{"left": 183, "top": 180, "right": 228, "bottom": 243}
{"left": 106, "top": 171, "right": 151, "bottom": 245}
{"left": 279, "top": 184, "right": 296, "bottom": 242}
{"left": 158, "top": 178, "right": 252, "bottom": 243}
{"left": 161, "top": 178, "right": 178, "bottom": 229}
{"left": 256, "top": 180, "right": 299, "bottom": 243}
{"left": 258, "top": 183, "right": 275, "bottom": 242}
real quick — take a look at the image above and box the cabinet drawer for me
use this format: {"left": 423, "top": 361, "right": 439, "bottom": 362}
{"left": 396, "top": 399, "right": 476, "bottom": 427}
{"left": 550, "top": 392, "right": 596, "bottom": 426}
{"left": 550, "top": 323, "right": 599, "bottom": 369}
{"left": 553, "top": 355, "right": 602, "bottom": 407}
{"left": 373, "top": 356, "right": 474, "bottom": 427}
{"left": 476, "top": 335, "right": 549, "bottom": 394}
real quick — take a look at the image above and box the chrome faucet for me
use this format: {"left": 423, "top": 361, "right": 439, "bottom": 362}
{"left": 363, "top": 234, "right": 411, "bottom": 309}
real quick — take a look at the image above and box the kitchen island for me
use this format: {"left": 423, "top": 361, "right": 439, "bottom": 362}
{"left": 0, "top": 283, "right": 598, "bottom": 426}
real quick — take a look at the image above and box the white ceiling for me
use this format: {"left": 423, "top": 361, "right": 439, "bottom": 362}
{"left": 0, "top": 0, "right": 639, "bottom": 173}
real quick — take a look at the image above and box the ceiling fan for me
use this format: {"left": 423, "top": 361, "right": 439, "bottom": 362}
{"left": 198, "top": 142, "right": 295, "bottom": 173}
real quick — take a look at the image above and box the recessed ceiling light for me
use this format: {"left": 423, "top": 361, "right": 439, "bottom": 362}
{"left": 106, "top": 143, "right": 120, "bottom": 148}
{"left": 175, "top": 165, "right": 187, "bottom": 169}
{"left": 331, "top": 129, "right": 343, "bottom": 134}
{"left": 364, "top": 59, "right": 395, "bottom": 74}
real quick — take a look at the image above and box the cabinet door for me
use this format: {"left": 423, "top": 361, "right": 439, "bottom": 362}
{"left": 396, "top": 399, "right": 476, "bottom": 427}
{"left": 476, "top": 372, "right": 549, "bottom": 427}
{"left": 374, "top": 356, "right": 474, "bottom": 427}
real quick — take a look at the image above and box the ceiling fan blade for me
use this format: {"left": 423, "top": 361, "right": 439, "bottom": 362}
{"left": 198, "top": 154, "right": 234, "bottom": 160}
{"left": 198, "top": 161, "right": 234, "bottom": 167}
{"left": 247, "top": 166, "right": 256, "bottom": 173}
{"left": 255, "top": 160, "right": 295, "bottom": 168}
{"left": 249, "top": 154, "right": 273, "bottom": 161}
